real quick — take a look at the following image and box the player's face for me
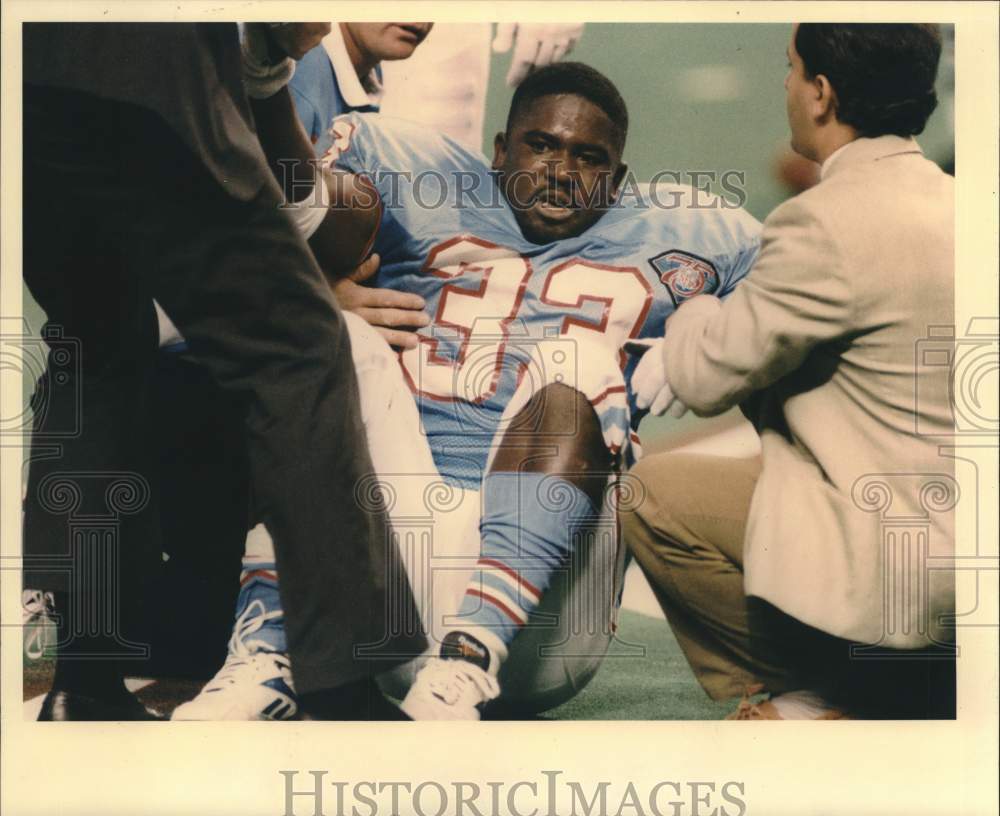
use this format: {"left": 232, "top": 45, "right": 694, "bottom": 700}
{"left": 785, "top": 25, "right": 818, "bottom": 161}
{"left": 345, "top": 23, "right": 433, "bottom": 62}
{"left": 492, "top": 94, "right": 627, "bottom": 245}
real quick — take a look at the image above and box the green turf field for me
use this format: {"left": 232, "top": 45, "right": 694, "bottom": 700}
{"left": 543, "top": 610, "right": 732, "bottom": 720}
{"left": 24, "top": 609, "right": 731, "bottom": 720}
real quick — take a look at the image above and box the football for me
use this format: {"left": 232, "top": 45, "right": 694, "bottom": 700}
{"left": 497, "top": 524, "right": 626, "bottom": 713}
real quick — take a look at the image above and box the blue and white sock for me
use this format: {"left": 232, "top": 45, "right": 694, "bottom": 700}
{"left": 234, "top": 525, "right": 286, "bottom": 653}
{"left": 453, "top": 471, "right": 598, "bottom": 663}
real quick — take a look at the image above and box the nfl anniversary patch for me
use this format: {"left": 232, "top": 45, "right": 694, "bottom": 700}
{"left": 648, "top": 250, "right": 720, "bottom": 307}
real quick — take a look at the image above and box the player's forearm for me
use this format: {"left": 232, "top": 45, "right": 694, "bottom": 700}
{"left": 250, "top": 90, "right": 381, "bottom": 279}
{"left": 307, "top": 171, "right": 382, "bottom": 281}
{"left": 249, "top": 86, "right": 318, "bottom": 203}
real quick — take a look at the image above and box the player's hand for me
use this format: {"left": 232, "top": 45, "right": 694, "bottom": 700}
{"left": 492, "top": 23, "right": 584, "bottom": 87}
{"left": 240, "top": 24, "right": 329, "bottom": 100}
{"left": 628, "top": 338, "right": 689, "bottom": 419}
{"left": 266, "top": 23, "right": 331, "bottom": 61}
{"left": 330, "top": 253, "right": 431, "bottom": 349}
{"left": 240, "top": 23, "right": 296, "bottom": 99}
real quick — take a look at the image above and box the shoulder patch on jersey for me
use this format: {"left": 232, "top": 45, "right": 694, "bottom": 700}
{"left": 648, "top": 250, "right": 719, "bottom": 306}
{"left": 320, "top": 119, "right": 356, "bottom": 168}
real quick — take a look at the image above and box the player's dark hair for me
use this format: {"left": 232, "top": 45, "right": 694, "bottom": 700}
{"left": 794, "top": 23, "right": 942, "bottom": 137}
{"left": 506, "top": 62, "right": 628, "bottom": 152}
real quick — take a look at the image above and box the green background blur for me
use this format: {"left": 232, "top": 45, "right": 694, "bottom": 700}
{"left": 482, "top": 23, "right": 954, "bottom": 222}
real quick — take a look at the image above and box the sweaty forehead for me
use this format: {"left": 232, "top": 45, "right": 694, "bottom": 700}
{"left": 512, "top": 94, "right": 622, "bottom": 151}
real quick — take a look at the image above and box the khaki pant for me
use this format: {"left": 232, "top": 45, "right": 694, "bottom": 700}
{"left": 621, "top": 452, "right": 955, "bottom": 717}
{"left": 622, "top": 452, "right": 802, "bottom": 700}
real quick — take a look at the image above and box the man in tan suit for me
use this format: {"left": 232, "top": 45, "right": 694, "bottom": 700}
{"left": 623, "top": 23, "right": 955, "bottom": 719}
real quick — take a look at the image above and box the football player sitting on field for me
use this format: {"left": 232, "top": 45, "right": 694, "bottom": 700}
{"left": 172, "top": 62, "right": 761, "bottom": 721}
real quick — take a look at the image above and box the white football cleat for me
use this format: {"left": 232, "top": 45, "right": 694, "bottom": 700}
{"left": 171, "top": 600, "right": 297, "bottom": 721}
{"left": 22, "top": 589, "right": 56, "bottom": 661}
{"left": 400, "top": 631, "right": 501, "bottom": 720}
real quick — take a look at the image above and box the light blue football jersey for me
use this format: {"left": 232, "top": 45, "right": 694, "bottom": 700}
{"left": 327, "top": 112, "right": 761, "bottom": 487}
{"left": 288, "top": 43, "right": 380, "bottom": 159}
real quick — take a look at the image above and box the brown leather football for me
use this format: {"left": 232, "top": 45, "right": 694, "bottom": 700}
{"left": 308, "top": 169, "right": 382, "bottom": 279}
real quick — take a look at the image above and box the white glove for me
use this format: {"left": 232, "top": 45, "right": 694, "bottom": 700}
{"left": 492, "top": 23, "right": 584, "bottom": 87}
{"left": 628, "top": 338, "right": 689, "bottom": 419}
{"left": 239, "top": 23, "right": 295, "bottom": 100}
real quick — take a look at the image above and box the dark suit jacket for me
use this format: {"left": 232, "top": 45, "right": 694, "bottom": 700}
{"left": 24, "top": 23, "right": 276, "bottom": 203}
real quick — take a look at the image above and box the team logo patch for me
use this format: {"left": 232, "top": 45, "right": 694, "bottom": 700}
{"left": 648, "top": 250, "right": 719, "bottom": 306}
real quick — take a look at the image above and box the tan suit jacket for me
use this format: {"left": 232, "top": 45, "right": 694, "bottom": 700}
{"left": 663, "top": 136, "right": 955, "bottom": 648}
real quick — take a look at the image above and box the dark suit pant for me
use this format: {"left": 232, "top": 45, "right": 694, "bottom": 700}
{"left": 21, "top": 85, "right": 426, "bottom": 694}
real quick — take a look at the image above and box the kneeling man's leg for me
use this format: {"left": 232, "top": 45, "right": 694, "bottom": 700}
{"left": 621, "top": 452, "right": 796, "bottom": 701}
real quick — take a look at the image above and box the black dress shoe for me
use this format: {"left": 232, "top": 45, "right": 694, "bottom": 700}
{"left": 38, "top": 689, "right": 163, "bottom": 721}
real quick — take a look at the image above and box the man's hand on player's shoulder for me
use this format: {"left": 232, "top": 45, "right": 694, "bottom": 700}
{"left": 331, "top": 253, "right": 431, "bottom": 349}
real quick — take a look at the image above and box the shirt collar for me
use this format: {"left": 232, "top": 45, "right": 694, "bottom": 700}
{"left": 820, "top": 135, "right": 923, "bottom": 181}
{"left": 819, "top": 141, "right": 852, "bottom": 180}
{"left": 322, "top": 25, "right": 383, "bottom": 109}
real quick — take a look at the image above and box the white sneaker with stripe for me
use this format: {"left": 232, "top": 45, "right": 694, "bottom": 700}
{"left": 400, "top": 631, "right": 501, "bottom": 720}
{"left": 171, "top": 600, "right": 297, "bottom": 721}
